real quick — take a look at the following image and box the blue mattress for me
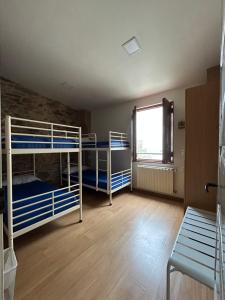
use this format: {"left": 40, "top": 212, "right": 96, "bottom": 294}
{"left": 63, "top": 169, "right": 130, "bottom": 190}
{"left": 4, "top": 180, "right": 79, "bottom": 233}
{"left": 3, "top": 135, "right": 79, "bottom": 149}
{"left": 82, "top": 140, "right": 129, "bottom": 148}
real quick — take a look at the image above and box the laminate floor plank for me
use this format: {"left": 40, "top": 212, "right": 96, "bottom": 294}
{"left": 11, "top": 190, "right": 213, "bottom": 300}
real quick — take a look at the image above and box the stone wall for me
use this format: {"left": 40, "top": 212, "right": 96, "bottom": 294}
{"left": 1, "top": 77, "right": 91, "bottom": 184}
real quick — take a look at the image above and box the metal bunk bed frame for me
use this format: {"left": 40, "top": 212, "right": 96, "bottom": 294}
{"left": 3, "top": 115, "right": 83, "bottom": 248}
{"left": 61, "top": 131, "right": 132, "bottom": 205}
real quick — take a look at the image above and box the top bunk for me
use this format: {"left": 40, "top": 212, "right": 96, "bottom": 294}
{"left": 2, "top": 116, "right": 81, "bottom": 155}
{"left": 82, "top": 131, "right": 130, "bottom": 151}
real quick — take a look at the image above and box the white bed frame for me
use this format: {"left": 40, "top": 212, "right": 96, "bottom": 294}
{"left": 61, "top": 131, "right": 132, "bottom": 205}
{"left": 3, "top": 116, "right": 83, "bottom": 249}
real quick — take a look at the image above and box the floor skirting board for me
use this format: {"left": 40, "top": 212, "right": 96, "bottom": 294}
{"left": 133, "top": 188, "right": 184, "bottom": 203}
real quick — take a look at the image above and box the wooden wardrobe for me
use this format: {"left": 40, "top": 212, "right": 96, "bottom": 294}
{"left": 185, "top": 66, "right": 220, "bottom": 212}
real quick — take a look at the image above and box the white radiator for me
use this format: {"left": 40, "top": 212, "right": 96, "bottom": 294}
{"left": 137, "top": 165, "right": 174, "bottom": 194}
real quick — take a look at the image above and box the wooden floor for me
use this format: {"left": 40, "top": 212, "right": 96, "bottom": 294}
{"left": 12, "top": 190, "right": 213, "bottom": 300}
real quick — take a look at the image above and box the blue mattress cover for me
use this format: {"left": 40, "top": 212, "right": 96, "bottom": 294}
{"left": 4, "top": 180, "right": 79, "bottom": 232}
{"left": 3, "top": 135, "right": 79, "bottom": 149}
{"left": 82, "top": 140, "right": 129, "bottom": 148}
{"left": 63, "top": 169, "right": 130, "bottom": 190}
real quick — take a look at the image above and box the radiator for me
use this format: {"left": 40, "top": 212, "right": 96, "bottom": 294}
{"left": 137, "top": 165, "right": 174, "bottom": 194}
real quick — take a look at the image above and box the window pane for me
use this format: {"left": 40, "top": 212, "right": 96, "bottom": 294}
{"left": 136, "top": 106, "right": 163, "bottom": 161}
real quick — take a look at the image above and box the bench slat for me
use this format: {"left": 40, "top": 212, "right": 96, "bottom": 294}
{"left": 174, "top": 243, "right": 216, "bottom": 269}
{"left": 177, "top": 235, "right": 216, "bottom": 257}
{"left": 184, "top": 218, "right": 216, "bottom": 232}
{"left": 180, "top": 228, "right": 216, "bottom": 247}
{"left": 182, "top": 223, "right": 216, "bottom": 239}
{"left": 186, "top": 213, "right": 217, "bottom": 225}
{"left": 187, "top": 207, "right": 216, "bottom": 219}
{"left": 169, "top": 252, "right": 216, "bottom": 289}
{"left": 187, "top": 211, "right": 216, "bottom": 221}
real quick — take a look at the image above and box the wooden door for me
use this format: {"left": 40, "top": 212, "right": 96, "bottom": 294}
{"left": 185, "top": 66, "right": 220, "bottom": 211}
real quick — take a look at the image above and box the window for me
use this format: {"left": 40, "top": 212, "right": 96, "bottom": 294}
{"left": 133, "top": 98, "right": 174, "bottom": 163}
{"left": 136, "top": 105, "right": 163, "bottom": 161}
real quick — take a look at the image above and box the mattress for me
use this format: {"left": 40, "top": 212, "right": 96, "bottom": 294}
{"left": 4, "top": 180, "right": 79, "bottom": 232}
{"left": 63, "top": 169, "right": 130, "bottom": 190}
{"left": 82, "top": 140, "right": 129, "bottom": 148}
{"left": 3, "top": 135, "right": 79, "bottom": 149}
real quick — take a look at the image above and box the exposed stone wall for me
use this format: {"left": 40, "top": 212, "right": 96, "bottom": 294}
{"left": 1, "top": 77, "right": 91, "bottom": 184}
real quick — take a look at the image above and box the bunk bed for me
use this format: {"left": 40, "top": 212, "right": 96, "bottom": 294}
{"left": 2, "top": 116, "right": 82, "bottom": 248}
{"left": 61, "top": 131, "right": 132, "bottom": 205}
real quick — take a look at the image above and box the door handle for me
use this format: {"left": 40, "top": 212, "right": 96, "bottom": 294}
{"left": 205, "top": 182, "right": 218, "bottom": 193}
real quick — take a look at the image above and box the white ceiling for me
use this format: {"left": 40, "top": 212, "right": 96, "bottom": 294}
{"left": 0, "top": 0, "right": 222, "bottom": 109}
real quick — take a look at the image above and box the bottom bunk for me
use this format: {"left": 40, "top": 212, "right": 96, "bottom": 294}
{"left": 3, "top": 175, "right": 81, "bottom": 238}
{"left": 62, "top": 167, "right": 132, "bottom": 194}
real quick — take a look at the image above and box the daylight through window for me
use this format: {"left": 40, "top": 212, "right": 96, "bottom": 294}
{"left": 136, "top": 105, "right": 163, "bottom": 161}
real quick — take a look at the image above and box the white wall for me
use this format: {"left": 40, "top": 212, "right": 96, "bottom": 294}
{"left": 91, "top": 88, "right": 185, "bottom": 198}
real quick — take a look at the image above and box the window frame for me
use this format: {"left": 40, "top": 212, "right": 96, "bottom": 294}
{"left": 133, "top": 103, "right": 163, "bottom": 163}
{"left": 132, "top": 100, "right": 174, "bottom": 164}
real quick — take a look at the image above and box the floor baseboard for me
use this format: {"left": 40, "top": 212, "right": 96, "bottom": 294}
{"left": 133, "top": 188, "right": 184, "bottom": 203}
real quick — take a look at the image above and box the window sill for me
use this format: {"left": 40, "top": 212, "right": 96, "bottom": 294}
{"left": 135, "top": 160, "right": 162, "bottom": 164}
{"left": 133, "top": 161, "right": 174, "bottom": 167}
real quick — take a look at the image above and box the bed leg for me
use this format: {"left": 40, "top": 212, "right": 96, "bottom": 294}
{"left": 79, "top": 207, "right": 83, "bottom": 223}
{"left": 167, "top": 262, "right": 171, "bottom": 300}
{"left": 109, "top": 193, "right": 112, "bottom": 206}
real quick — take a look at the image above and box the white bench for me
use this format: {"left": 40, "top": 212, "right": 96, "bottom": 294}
{"left": 167, "top": 206, "right": 218, "bottom": 300}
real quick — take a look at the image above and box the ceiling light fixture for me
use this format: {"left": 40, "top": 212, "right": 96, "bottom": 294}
{"left": 122, "top": 36, "right": 141, "bottom": 55}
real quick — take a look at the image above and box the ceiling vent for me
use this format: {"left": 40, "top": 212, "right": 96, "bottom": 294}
{"left": 122, "top": 36, "right": 141, "bottom": 55}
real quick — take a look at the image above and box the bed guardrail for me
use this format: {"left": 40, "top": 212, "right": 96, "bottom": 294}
{"left": 81, "top": 131, "right": 129, "bottom": 149}
{"left": 109, "top": 131, "right": 129, "bottom": 149}
{"left": 82, "top": 133, "right": 97, "bottom": 148}
{"left": 111, "top": 168, "right": 132, "bottom": 191}
{"left": 4, "top": 116, "right": 81, "bottom": 150}
{"left": 11, "top": 183, "right": 80, "bottom": 237}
